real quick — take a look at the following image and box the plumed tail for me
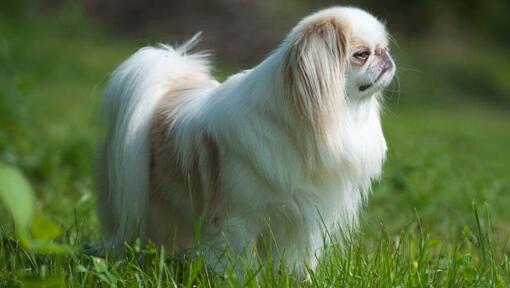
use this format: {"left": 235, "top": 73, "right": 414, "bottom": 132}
{"left": 98, "top": 34, "right": 211, "bottom": 244}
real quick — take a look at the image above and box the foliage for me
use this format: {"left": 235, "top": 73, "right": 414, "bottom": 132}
{"left": 0, "top": 164, "right": 34, "bottom": 230}
{"left": 0, "top": 5, "right": 509, "bottom": 287}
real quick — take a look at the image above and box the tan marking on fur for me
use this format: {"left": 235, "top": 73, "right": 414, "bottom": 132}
{"left": 349, "top": 36, "right": 371, "bottom": 67}
{"left": 282, "top": 17, "right": 349, "bottom": 137}
{"left": 349, "top": 36, "right": 369, "bottom": 50}
{"left": 148, "top": 74, "right": 223, "bottom": 250}
{"left": 198, "top": 134, "right": 222, "bottom": 221}
{"left": 148, "top": 92, "right": 191, "bottom": 249}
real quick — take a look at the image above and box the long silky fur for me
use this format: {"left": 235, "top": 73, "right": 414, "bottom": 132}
{"left": 97, "top": 7, "right": 390, "bottom": 276}
{"left": 98, "top": 34, "right": 211, "bottom": 243}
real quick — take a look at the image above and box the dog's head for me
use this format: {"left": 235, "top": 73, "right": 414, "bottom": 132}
{"left": 282, "top": 7, "right": 395, "bottom": 128}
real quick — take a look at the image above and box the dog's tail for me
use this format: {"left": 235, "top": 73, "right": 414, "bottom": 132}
{"left": 98, "top": 33, "right": 209, "bottom": 245}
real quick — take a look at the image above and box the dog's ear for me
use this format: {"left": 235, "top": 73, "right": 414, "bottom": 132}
{"left": 282, "top": 19, "right": 348, "bottom": 130}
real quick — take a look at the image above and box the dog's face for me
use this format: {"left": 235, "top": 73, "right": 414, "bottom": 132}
{"left": 283, "top": 7, "right": 395, "bottom": 128}
{"left": 343, "top": 9, "right": 395, "bottom": 99}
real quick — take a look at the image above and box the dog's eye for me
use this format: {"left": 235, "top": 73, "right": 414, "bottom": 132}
{"left": 353, "top": 51, "right": 370, "bottom": 61}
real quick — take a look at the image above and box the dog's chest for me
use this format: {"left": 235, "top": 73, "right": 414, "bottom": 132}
{"left": 312, "top": 108, "right": 387, "bottom": 184}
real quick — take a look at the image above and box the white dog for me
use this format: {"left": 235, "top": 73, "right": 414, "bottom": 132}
{"left": 96, "top": 6, "right": 395, "bottom": 275}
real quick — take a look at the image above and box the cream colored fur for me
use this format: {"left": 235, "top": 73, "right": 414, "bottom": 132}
{"left": 97, "top": 7, "right": 395, "bottom": 276}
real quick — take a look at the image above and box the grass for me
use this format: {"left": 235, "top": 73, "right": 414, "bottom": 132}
{"left": 1, "top": 7, "right": 510, "bottom": 287}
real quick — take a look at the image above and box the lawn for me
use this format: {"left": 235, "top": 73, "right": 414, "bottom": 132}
{"left": 1, "top": 8, "right": 509, "bottom": 287}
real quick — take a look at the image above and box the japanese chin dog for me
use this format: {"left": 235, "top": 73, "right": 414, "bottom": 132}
{"left": 96, "top": 6, "right": 395, "bottom": 276}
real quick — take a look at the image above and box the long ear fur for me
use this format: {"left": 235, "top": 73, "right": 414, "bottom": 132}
{"left": 282, "top": 19, "right": 348, "bottom": 133}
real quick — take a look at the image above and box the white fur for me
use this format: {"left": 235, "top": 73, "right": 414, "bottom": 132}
{"left": 100, "top": 34, "right": 213, "bottom": 241}
{"left": 98, "top": 7, "right": 395, "bottom": 276}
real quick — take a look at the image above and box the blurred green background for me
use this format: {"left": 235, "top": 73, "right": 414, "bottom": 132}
{"left": 1, "top": 0, "right": 509, "bottom": 250}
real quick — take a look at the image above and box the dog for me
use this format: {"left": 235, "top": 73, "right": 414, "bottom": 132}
{"left": 96, "top": 6, "right": 395, "bottom": 276}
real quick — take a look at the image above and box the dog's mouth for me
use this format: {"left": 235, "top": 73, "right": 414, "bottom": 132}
{"left": 359, "top": 83, "right": 373, "bottom": 92}
{"left": 359, "top": 66, "right": 392, "bottom": 92}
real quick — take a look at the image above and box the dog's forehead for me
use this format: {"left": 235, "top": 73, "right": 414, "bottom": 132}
{"left": 341, "top": 8, "right": 387, "bottom": 46}
{"left": 302, "top": 7, "right": 388, "bottom": 46}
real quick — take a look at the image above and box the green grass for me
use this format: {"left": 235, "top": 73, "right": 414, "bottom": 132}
{"left": 1, "top": 8, "right": 510, "bottom": 287}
